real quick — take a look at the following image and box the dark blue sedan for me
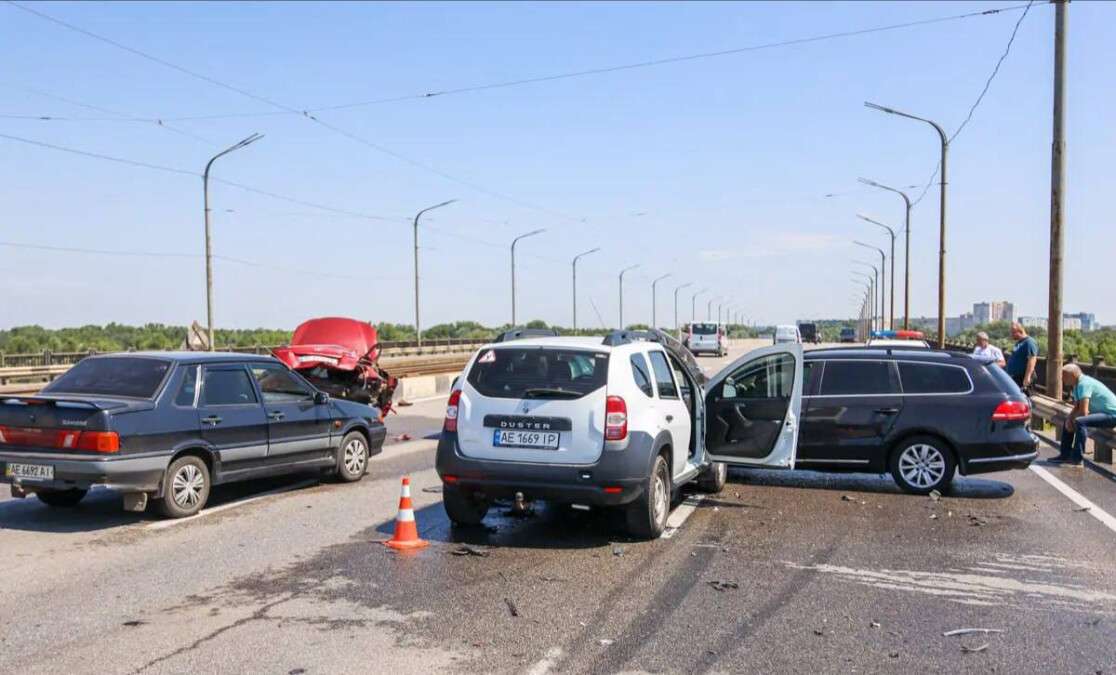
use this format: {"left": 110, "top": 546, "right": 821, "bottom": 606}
{"left": 0, "top": 352, "right": 386, "bottom": 517}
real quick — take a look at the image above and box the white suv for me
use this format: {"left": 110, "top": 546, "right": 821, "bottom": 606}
{"left": 436, "top": 330, "right": 805, "bottom": 538}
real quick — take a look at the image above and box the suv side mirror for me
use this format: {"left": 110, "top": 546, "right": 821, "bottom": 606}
{"left": 314, "top": 391, "right": 330, "bottom": 405}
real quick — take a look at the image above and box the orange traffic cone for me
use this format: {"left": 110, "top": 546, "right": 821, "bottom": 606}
{"left": 385, "top": 476, "right": 429, "bottom": 550}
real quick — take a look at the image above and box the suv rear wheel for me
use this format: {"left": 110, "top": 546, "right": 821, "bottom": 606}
{"left": 625, "top": 454, "right": 671, "bottom": 539}
{"left": 889, "top": 436, "right": 956, "bottom": 495}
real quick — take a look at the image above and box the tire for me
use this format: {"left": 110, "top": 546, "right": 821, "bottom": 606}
{"left": 158, "top": 455, "right": 211, "bottom": 518}
{"left": 625, "top": 454, "right": 671, "bottom": 539}
{"left": 443, "top": 487, "right": 489, "bottom": 526}
{"left": 695, "top": 461, "right": 727, "bottom": 494}
{"left": 36, "top": 488, "right": 88, "bottom": 508}
{"left": 889, "top": 435, "right": 956, "bottom": 495}
{"left": 336, "top": 431, "right": 369, "bottom": 482}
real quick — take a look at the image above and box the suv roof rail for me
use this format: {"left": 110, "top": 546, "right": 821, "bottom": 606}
{"left": 601, "top": 330, "right": 661, "bottom": 346}
{"left": 493, "top": 327, "right": 559, "bottom": 343}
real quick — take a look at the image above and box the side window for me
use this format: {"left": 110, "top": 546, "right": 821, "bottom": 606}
{"left": 201, "top": 368, "right": 259, "bottom": 406}
{"left": 647, "top": 351, "right": 678, "bottom": 399}
{"left": 630, "top": 354, "right": 654, "bottom": 398}
{"left": 251, "top": 365, "right": 312, "bottom": 402}
{"left": 721, "top": 353, "right": 795, "bottom": 400}
{"left": 802, "top": 361, "right": 823, "bottom": 396}
{"left": 174, "top": 365, "right": 199, "bottom": 407}
{"left": 667, "top": 354, "right": 693, "bottom": 400}
{"left": 819, "top": 361, "right": 899, "bottom": 396}
{"left": 898, "top": 363, "right": 972, "bottom": 394}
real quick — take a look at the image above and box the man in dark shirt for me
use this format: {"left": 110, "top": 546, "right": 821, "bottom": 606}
{"left": 1005, "top": 322, "right": 1039, "bottom": 391}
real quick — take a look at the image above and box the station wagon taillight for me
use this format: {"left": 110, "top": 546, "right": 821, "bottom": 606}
{"left": 444, "top": 390, "right": 462, "bottom": 433}
{"left": 605, "top": 395, "right": 628, "bottom": 441}
{"left": 991, "top": 400, "right": 1030, "bottom": 422}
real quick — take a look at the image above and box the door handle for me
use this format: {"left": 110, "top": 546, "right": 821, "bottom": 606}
{"left": 202, "top": 415, "right": 223, "bottom": 425}
{"left": 665, "top": 414, "right": 674, "bottom": 423}
{"left": 874, "top": 408, "right": 900, "bottom": 415}
{"left": 268, "top": 411, "right": 286, "bottom": 421}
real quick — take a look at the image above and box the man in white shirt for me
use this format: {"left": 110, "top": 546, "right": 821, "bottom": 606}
{"left": 972, "top": 331, "right": 1006, "bottom": 367}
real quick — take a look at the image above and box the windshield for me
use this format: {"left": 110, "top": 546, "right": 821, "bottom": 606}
{"left": 776, "top": 326, "right": 797, "bottom": 338}
{"left": 691, "top": 323, "right": 718, "bottom": 335}
{"left": 42, "top": 357, "right": 172, "bottom": 399}
{"left": 466, "top": 347, "right": 609, "bottom": 399}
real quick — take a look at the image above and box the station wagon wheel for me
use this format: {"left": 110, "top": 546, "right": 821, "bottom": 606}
{"left": 336, "top": 431, "right": 368, "bottom": 483}
{"left": 158, "top": 455, "right": 211, "bottom": 518}
{"left": 889, "top": 436, "right": 956, "bottom": 495}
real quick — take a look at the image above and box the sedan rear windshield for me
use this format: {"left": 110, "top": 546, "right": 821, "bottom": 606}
{"left": 42, "top": 357, "right": 172, "bottom": 399}
{"left": 691, "top": 323, "right": 718, "bottom": 335}
{"left": 467, "top": 348, "right": 609, "bottom": 400}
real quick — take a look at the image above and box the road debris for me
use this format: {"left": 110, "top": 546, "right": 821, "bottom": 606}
{"left": 870, "top": 621, "right": 881, "bottom": 629}
{"left": 450, "top": 545, "right": 489, "bottom": 557}
{"left": 968, "top": 514, "right": 988, "bottom": 527}
{"left": 960, "top": 642, "right": 989, "bottom": 653}
{"left": 122, "top": 620, "right": 146, "bottom": 627}
{"left": 1073, "top": 505, "right": 1091, "bottom": 512}
{"left": 598, "top": 639, "right": 614, "bottom": 646}
{"left": 929, "top": 513, "right": 938, "bottom": 520}
{"left": 422, "top": 485, "right": 443, "bottom": 494}
{"left": 707, "top": 580, "right": 740, "bottom": 592}
{"left": 392, "top": 433, "right": 413, "bottom": 442}
{"left": 396, "top": 400, "right": 414, "bottom": 407}
{"left": 889, "top": 651, "right": 900, "bottom": 659}
{"left": 929, "top": 489, "right": 942, "bottom": 502}
{"left": 813, "top": 629, "right": 825, "bottom": 637}
{"left": 612, "top": 546, "right": 626, "bottom": 557}
{"left": 943, "top": 628, "right": 1004, "bottom": 637}
{"left": 504, "top": 597, "right": 520, "bottom": 617}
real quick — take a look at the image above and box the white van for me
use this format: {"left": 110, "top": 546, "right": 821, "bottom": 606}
{"left": 773, "top": 324, "right": 801, "bottom": 344}
{"left": 685, "top": 322, "right": 727, "bottom": 357}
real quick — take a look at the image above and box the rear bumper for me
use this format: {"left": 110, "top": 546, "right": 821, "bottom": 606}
{"left": 960, "top": 434, "right": 1040, "bottom": 475}
{"left": 0, "top": 451, "right": 166, "bottom": 494}
{"left": 435, "top": 432, "right": 653, "bottom": 506}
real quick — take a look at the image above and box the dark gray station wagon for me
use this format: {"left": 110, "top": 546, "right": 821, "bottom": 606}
{"left": 0, "top": 353, "right": 386, "bottom": 517}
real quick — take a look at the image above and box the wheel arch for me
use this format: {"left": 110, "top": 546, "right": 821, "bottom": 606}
{"left": 886, "top": 429, "right": 960, "bottom": 473}
{"left": 162, "top": 446, "right": 217, "bottom": 496}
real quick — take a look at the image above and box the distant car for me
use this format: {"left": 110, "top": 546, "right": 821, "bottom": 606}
{"left": 796, "top": 347, "right": 1037, "bottom": 493}
{"left": 773, "top": 325, "right": 801, "bottom": 344}
{"left": 866, "top": 330, "right": 930, "bottom": 349}
{"left": 839, "top": 328, "right": 857, "bottom": 343}
{"left": 797, "top": 322, "right": 819, "bottom": 344}
{"left": 685, "top": 322, "right": 727, "bottom": 357}
{"left": 0, "top": 353, "right": 386, "bottom": 517}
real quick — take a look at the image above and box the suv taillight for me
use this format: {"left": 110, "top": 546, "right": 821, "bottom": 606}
{"left": 605, "top": 395, "right": 628, "bottom": 441}
{"left": 992, "top": 400, "right": 1030, "bottom": 421}
{"left": 444, "top": 390, "right": 462, "bottom": 432}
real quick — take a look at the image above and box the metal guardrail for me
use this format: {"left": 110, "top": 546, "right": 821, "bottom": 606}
{"left": 1028, "top": 393, "right": 1115, "bottom": 465}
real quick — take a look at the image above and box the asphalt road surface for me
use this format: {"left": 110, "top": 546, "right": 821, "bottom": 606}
{"left": 2, "top": 341, "right": 1115, "bottom": 674}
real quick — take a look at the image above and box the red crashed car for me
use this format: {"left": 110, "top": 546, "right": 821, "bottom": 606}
{"left": 272, "top": 318, "right": 398, "bottom": 415}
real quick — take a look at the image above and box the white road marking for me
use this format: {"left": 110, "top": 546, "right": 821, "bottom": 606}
{"left": 524, "top": 647, "right": 564, "bottom": 675}
{"left": 145, "top": 478, "right": 319, "bottom": 530}
{"left": 661, "top": 494, "right": 704, "bottom": 539}
{"left": 1029, "top": 463, "right": 1116, "bottom": 534}
{"left": 396, "top": 393, "right": 449, "bottom": 405}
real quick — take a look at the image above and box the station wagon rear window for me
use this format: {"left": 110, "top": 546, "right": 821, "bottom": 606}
{"left": 42, "top": 357, "right": 171, "bottom": 399}
{"left": 467, "top": 348, "right": 609, "bottom": 399}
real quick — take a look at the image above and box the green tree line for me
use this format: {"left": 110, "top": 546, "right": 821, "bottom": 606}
{"left": 953, "top": 321, "right": 1116, "bottom": 363}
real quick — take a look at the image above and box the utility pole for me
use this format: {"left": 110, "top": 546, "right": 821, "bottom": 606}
{"left": 510, "top": 229, "right": 545, "bottom": 326}
{"left": 651, "top": 273, "right": 671, "bottom": 329}
{"left": 202, "top": 133, "right": 262, "bottom": 351}
{"left": 618, "top": 264, "right": 640, "bottom": 329}
{"left": 571, "top": 247, "right": 600, "bottom": 331}
{"left": 412, "top": 199, "right": 458, "bottom": 347}
{"left": 859, "top": 179, "right": 912, "bottom": 330}
{"left": 866, "top": 102, "right": 948, "bottom": 348}
{"left": 1047, "top": 0, "right": 1068, "bottom": 399}
{"left": 673, "top": 282, "right": 693, "bottom": 339}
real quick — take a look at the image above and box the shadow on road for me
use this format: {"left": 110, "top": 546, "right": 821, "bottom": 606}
{"left": 727, "top": 466, "right": 1015, "bottom": 500}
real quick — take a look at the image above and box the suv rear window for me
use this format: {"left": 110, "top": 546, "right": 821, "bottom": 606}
{"left": 898, "top": 362, "right": 972, "bottom": 394}
{"left": 691, "top": 323, "right": 718, "bottom": 335}
{"left": 467, "top": 348, "right": 609, "bottom": 399}
{"left": 42, "top": 357, "right": 171, "bottom": 399}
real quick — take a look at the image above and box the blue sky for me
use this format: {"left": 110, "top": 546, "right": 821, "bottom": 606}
{"left": 2, "top": 1, "right": 1113, "bottom": 330}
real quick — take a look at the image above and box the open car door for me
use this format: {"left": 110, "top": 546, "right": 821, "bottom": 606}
{"left": 702, "top": 343, "right": 803, "bottom": 468}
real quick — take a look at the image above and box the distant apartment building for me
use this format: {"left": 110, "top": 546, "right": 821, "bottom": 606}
{"left": 973, "top": 301, "right": 1014, "bottom": 325}
{"left": 1017, "top": 314, "right": 1092, "bottom": 331}
{"left": 1064, "top": 312, "right": 1097, "bottom": 332}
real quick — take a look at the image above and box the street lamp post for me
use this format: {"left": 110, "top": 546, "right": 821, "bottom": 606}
{"left": 866, "top": 102, "right": 949, "bottom": 348}
{"left": 859, "top": 178, "right": 912, "bottom": 329}
{"left": 673, "top": 282, "right": 693, "bottom": 338}
{"left": 707, "top": 296, "right": 718, "bottom": 321}
{"left": 571, "top": 247, "right": 600, "bottom": 331}
{"left": 412, "top": 199, "right": 458, "bottom": 347}
{"left": 854, "top": 241, "right": 886, "bottom": 330}
{"left": 852, "top": 268, "right": 877, "bottom": 331}
{"left": 852, "top": 277, "right": 874, "bottom": 333}
{"left": 510, "top": 229, "right": 545, "bottom": 326}
{"left": 651, "top": 273, "right": 672, "bottom": 329}
{"left": 692, "top": 288, "right": 708, "bottom": 323}
{"left": 618, "top": 264, "right": 640, "bottom": 329}
{"left": 203, "top": 133, "right": 263, "bottom": 351}
{"left": 857, "top": 214, "right": 897, "bottom": 330}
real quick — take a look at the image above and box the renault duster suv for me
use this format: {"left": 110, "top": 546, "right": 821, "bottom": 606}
{"left": 435, "top": 330, "right": 807, "bottom": 538}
